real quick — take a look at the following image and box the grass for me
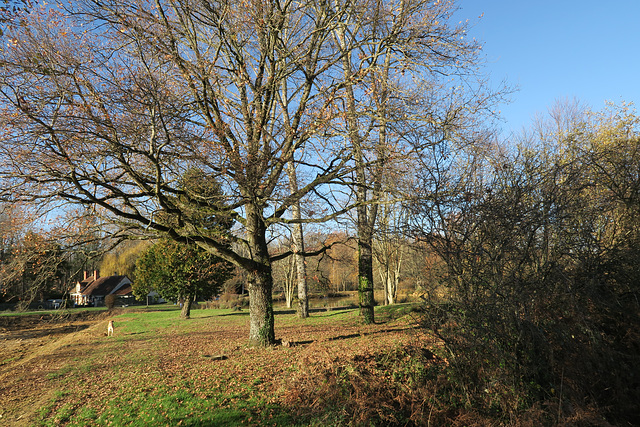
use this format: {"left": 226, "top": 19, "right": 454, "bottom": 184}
{"left": 0, "top": 303, "right": 419, "bottom": 426}
{"left": 2, "top": 301, "right": 615, "bottom": 425}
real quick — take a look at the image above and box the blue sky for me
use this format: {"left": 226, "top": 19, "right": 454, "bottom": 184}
{"left": 455, "top": 1, "right": 640, "bottom": 136}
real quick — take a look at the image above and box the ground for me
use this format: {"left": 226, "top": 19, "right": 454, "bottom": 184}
{"left": 0, "top": 305, "right": 422, "bottom": 426}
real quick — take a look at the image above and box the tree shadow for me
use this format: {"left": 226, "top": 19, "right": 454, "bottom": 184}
{"left": 284, "top": 326, "right": 413, "bottom": 347}
{"left": 218, "top": 311, "right": 250, "bottom": 317}
{"left": 274, "top": 306, "right": 358, "bottom": 315}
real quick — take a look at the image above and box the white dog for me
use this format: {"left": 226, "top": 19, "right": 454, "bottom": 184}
{"left": 107, "top": 320, "right": 114, "bottom": 337}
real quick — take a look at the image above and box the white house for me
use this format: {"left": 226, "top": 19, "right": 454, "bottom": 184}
{"left": 70, "top": 271, "right": 134, "bottom": 307}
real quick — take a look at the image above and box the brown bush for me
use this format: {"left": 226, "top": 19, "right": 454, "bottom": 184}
{"left": 282, "top": 344, "right": 494, "bottom": 426}
{"left": 281, "top": 337, "right": 626, "bottom": 426}
{"left": 104, "top": 294, "right": 117, "bottom": 311}
{"left": 203, "top": 293, "right": 248, "bottom": 310}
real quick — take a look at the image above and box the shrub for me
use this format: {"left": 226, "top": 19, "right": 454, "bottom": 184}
{"left": 105, "top": 294, "right": 117, "bottom": 311}
{"left": 203, "top": 293, "right": 248, "bottom": 310}
{"left": 282, "top": 343, "right": 523, "bottom": 426}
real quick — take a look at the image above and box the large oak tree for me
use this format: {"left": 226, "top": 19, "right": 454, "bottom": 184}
{"left": 0, "top": 0, "right": 498, "bottom": 343}
{"left": 0, "top": 0, "right": 371, "bottom": 345}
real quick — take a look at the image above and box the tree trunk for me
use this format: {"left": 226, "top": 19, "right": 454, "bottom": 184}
{"left": 248, "top": 268, "right": 275, "bottom": 346}
{"left": 358, "top": 224, "right": 375, "bottom": 323}
{"left": 391, "top": 252, "right": 402, "bottom": 304}
{"left": 386, "top": 272, "right": 395, "bottom": 305}
{"left": 379, "top": 262, "right": 390, "bottom": 306}
{"left": 284, "top": 256, "right": 295, "bottom": 309}
{"left": 287, "top": 162, "right": 309, "bottom": 318}
{"left": 180, "top": 294, "right": 192, "bottom": 319}
{"left": 246, "top": 205, "right": 276, "bottom": 346}
{"left": 334, "top": 23, "right": 376, "bottom": 324}
{"left": 295, "top": 251, "right": 308, "bottom": 318}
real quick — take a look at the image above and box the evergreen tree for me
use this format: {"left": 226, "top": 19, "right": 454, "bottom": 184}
{"left": 135, "top": 239, "right": 233, "bottom": 318}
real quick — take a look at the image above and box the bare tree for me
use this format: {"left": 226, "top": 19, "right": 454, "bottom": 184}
{"left": 0, "top": 0, "right": 444, "bottom": 344}
{"left": 0, "top": 230, "right": 68, "bottom": 310}
{"left": 0, "top": 0, "right": 500, "bottom": 340}
{"left": 0, "top": 0, "right": 370, "bottom": 345}
{"left": 286, "top": 161, "right": 309, "bottom": 317}
{"left": 408, "top": 103, "right": 640, "bottom": 421}
{"left": 373, "top": 198, "right": 406, "bottom": 305}
{"left": 332, "top": 0, "right": 499, "bottom": 322}
{"left": 271, "top": 236, "right": 297, "bottom": 308}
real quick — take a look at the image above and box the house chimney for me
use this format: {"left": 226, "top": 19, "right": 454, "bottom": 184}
{"left": 93, "top": 270, "right": 98, "bottom": 280}
{"left": 84, "top": 271, "right": 88, "bottom": 281}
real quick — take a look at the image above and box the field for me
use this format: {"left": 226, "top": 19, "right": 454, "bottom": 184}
{"left": 0, "top": 304, "right": 426, "bottom": 426}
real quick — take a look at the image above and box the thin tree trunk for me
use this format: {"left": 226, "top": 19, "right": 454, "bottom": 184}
{"left": 334, "top": 23, "right": 376, "bottom": 324}
{"left": 285, "top": 255, "right": 295, "bottom": 309}
{"left": 287, "top": 162, "right": 308, "bottom": 318}
{"left": 391, "top": 249, "right": 403, "bottom": 304}
{"left": 386, "top": 272, "right": 395, "bottom": 305}
{"left": 357, "top": 223, "right": 375, "bottom": 323}
{"left": 295, "top": 251, "right": 308, "bottom": 318}
{"left": 379, "top": 264, "right": 389, "bottom": 306}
